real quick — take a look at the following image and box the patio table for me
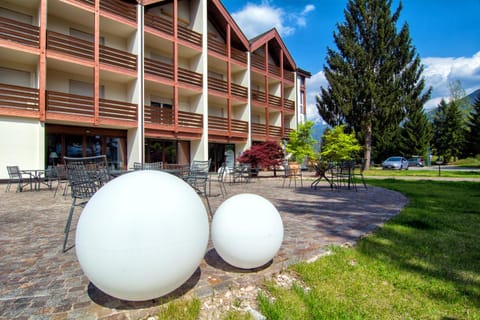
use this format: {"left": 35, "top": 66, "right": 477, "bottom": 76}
{"left": 21, "top": 169, "right": 52, "bottom": 190}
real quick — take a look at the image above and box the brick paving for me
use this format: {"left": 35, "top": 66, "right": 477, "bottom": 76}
{"left": 0, "top": 173, "right": 407, "bottom": 319}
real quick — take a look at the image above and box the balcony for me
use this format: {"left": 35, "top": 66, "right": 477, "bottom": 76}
{"left": 284, "top": 98, "right": 295, "bottom": 111}
{"left": 208, "top": 116, "right": 248, "bottom": 134}
{"left": 46, "top": 90, "right": 137, "bottom": 122}
{"left": 178, "top": 24, "right": 202, "bottom": 47}
{"left": 144, "top": 106, "right": 174, "bottom": 125}
{"left": 284, "top": 71, "right": 294, "bottom": 83}
{"left": 47, "top": 31, "right": 137, "bottom": 70}
{"left": 250, "top": 54, "right": 264, "bottom": 71}
{"left": 269, "top": 95, "right": 282, "bottom": 108}
{"left": 251, "top": 122, "right": 266, "bottom": 136}
{"left": 231, "top": 83, "right": 248, "bottom": 100}
{"left": 268, "top": 64, "right": 281, "bottom": 78}
{"left": 269, "top": 125, "right": 282, "bottom": 138}
{"left": 178, "top": 67, "right": 202, "bottom": 88}
{"left": 251, "top": 89, "right": 266, "bottom": 104}
{"left": 144, "top": 58, "right": 174, "bottom": 80}
{"left": 0, "top": 16, "right": 40, "bottom": 48}
{"left": 231, "top": 47, "right": 247, "bottom": 64}
{"left": 208, "top": 77, "right": 227, "bottom": 95}
{"left": 0, "top": 84, "right": 39, "bottom": 112}
{"left": 100, "top": 0, "right": 137, "bottom": 22}
{"left": 144, "top": 12, "right": 173, "bottom": 36}
{"left": 208, "top": 38, "right": 226, "bottom": 56}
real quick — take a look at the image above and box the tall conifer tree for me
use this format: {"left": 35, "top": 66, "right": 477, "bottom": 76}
{"left": 466, "top": 94, "right": 480, "bottom": 156}
{"left": 316, "top": 0, "right": 431, "bottom": 169}
{"left": 400, "top": 108, "right": 433, "bottom": 158}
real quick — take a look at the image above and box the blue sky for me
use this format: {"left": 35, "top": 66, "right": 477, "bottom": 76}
{"left": 221, "top": 0, "right": 480, "bottom": 122}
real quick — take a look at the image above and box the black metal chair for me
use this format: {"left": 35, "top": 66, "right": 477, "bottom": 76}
{"left": 53, "top": 165, "right": 69, "bottom": 198}
{"left": 184, "top": 159, "right": 212, "bottom": 217}
{"left": 5, "top": 166, "right": 32, "bottom": 192}
{"left": 133, "top": 161, "right": 163, "bottom": 170}
{"left": 62, "top": 155, "right": 109, "bottom": 252}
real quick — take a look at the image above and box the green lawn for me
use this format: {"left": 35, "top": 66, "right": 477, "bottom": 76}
{"left": 258, "top": 179, "right": 480, "bottom": 319}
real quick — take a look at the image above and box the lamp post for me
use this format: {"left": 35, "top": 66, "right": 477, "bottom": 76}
{"left": 435, "top": 158, "right": 443, "bottom": 176}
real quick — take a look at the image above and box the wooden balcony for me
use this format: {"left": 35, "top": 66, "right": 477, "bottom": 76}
{"left": 209, "top": 116, "right": 248, "bottom": 134}
{"left": 100, "top": 45, "right": 136, "bottom": 70}
{"left": 208, "top": 38, "right": 226, "bottom": 56}
{"left": 100, "top": 0, "right": 137, "bottom": 22}
{"left": 144, "top": 106, "right": 174, "bottom": 125}
{"left": 46, "top": 90, "right": 137, "bottom": 122}
{"left": 144, "top": 12, "right": 173, "bottom": 36}
{"left": 47, "top": 31, "right": 93, "bottom": 60}
{"left": 144, "top": 58, "right": 174, "bottom": 80}
{"left": 269, "top": 125, "right": 282, "bottom": 138}
{"left": 251, "top": 123, "right": 266, "bottom": 136}
{"left": 178, "top": 110, "right": 203, "bottom": 129}
{"left": 231, "top": 47, "right": 247, "bottom": 64}
{"left": 47, "top": 31, "right": 137, "bottom": 70}
{"left": 251, "top": 89, "right": 266, "bottom": 104}
{"left": 269, "top": 94, "right": 282, "bottom": 108}
{"left": 268, "top": 64, "right": 281, "bottom": 78}
{"left": 178, "top": 67, "right": 202, "bottom": 88}
{"left": 231, "top": 83, "right": 248, "bottom": 100}
{"left": 250, "top": 54, "right": 265, "bottom": 71}
{"left": 178, "top": 24, "right": 202, "bottom": 47}
{"left": 0, "top": 84, "right": 39, "bottom": 111}
{"left": 284, "top": 98, "right": 295, "bottom": 111}
{"left": 0, "top": 16, "right": 40, "bottom": 48}
{"left": 284, "top": 71, "right": 294, "bottom": 83}
{"left": 208, "top": 77, "right": 227, "bottom": 94}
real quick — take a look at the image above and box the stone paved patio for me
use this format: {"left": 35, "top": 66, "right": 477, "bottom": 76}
{"left": 0, "top": 173, "right": 408, "bottom": 319}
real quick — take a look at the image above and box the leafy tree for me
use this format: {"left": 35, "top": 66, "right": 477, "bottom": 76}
{"left": 320, "top": 125, "right": 362, "bottom": 162}
{"left": 400, "top": 107, "right": 433, "bottom": 158}
{"left": 316, "top": 0, "right": 431, "bottom": 169}
{"left": 237, "top": 141, "right": 284, "bottom": 170}
{"left": 432, "top": 99, "right": 465, "bottom": 162}
{"left": 285, "top": 121, "right": 317, "bottom": 163}
{"left": 466, "top": 94, "right": 480, "bottom": 156}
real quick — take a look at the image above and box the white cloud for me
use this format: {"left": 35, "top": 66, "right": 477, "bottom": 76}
{"left": 305, "top": 71, "right": 328, "bottom": 122}
{"left": 231, "top": 1, "right": 315, "bottom": 39}
{"left": 422, "top": 51, "right": 480, "bottom": 109}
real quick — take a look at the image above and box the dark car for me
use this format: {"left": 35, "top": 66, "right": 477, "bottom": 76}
{"left": 407, "top": 157, "right": 424, "bottom": 167}
{"left": 382, "top": 156, "right": 409, "bottom": 170}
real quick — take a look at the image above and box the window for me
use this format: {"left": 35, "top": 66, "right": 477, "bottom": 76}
{"left": 0, "top": 7, "right": 32, "bottom": 24}
{"left": 0, "top": 67, "right": 32, "bottom": 87}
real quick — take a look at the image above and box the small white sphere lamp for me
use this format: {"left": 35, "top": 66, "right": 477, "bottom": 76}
{"left": 75, "top": 170, "right": 209, "bottom": 301}
{"left": 211, "top": 193, "right": 284, "bottom": 269}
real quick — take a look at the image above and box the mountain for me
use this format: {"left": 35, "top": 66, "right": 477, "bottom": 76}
{"left": 425, "top": 88, "right": 480, "bottom": 121}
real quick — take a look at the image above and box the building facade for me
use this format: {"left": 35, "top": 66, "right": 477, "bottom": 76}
{"left": 0, "top": 0, "right": 309, "bottom": 178}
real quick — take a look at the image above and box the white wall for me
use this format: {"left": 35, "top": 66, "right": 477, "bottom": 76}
{"left": 0, "top": 117, "right": 45, "bottom": 180}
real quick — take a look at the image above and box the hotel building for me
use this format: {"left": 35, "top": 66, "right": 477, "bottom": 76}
{"left": 0, "top": 0, "right": 310, "bottom": 178}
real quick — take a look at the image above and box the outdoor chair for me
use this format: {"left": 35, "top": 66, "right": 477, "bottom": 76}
{"left": 215, "top": 162, "right": 228, "bottom": 197}
{"left": 133, "top": 161, "right": 163, "bottom": 170}
{"left": 62, "top": 155, "right": 109, "bottom": 252}
{"left": 184, "top": 159, "right": 212, "bottom": 217}
{"left": 53, "top": 165, "right": 69, "bottom": 198}
{"left": 282, "top": 162, "right": 303, "bottom": 188}
{"left": 233, "top": 163, "right": 252, "bottom": 183}
{"left": 5, "top": 166, "right": 32, "bottom": 192}
{"left": 350, "top": 160, "right": 368, "bottom": 190}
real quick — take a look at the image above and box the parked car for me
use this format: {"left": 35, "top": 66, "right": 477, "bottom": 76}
{"left": 382, "top": 156, "right": 409, "bottom": 170}
{"left": 407, "top": 156, "right": 424, "bottom": 167}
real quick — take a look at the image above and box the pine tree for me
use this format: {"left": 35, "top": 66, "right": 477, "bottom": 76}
{"left": 400, "top": 108, "right": 433, "bottom": 158}
{"left": 466, "top": 94, "right": 480, "bottom": 156}
{"left": 432, "top": 99, "right": 465, "bottom": 162}
{"left": 316, "top": 0, "right": 431, "bottom": 169}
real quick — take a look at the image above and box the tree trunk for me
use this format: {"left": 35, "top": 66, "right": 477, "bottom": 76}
{"left": 363, "top": 122, "right": 372, "bottom": 170}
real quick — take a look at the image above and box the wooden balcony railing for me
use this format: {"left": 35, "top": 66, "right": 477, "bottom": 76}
{"left": 208, "top": 77, "right": 228, "bottom": 94}
{"left": 99, "top": 98, "right": 137, "bottom": 121}
{"left": 251, "top": 89, "right": 266, "bottom": 103}
{"left": 251, "top": 123, "right": 266, "bottom": 136}
{"left": 0, "top": 84, "right": 39, "bottom": 111}
{"left": 100, "top": 45, "right": 137, "bottom": 70}
{"left": 100, "top": 0, "right": 137, "bottom": 22}
{"left": 0, "top": 16, "right": 40, "bottom": 48}
{"left": 284, "top": 71, "right": 294, "bottom": 82}
{"left": 145, "top": 105, "right": 174, "bottom": 125}
{"left": 208, "top": 38, "right": 226, "bottom": 56}
{"left": 284, "top": 98, "right": 295, "bottom": 111}
{"left": 231, "top": 119, "right": 248, "bottom": 133}
{"left": 47, "top": 90, "right": 137, "bottom": 122}
{"left": 208, "top": 115, "right": 227, "bottom": 131}
{"left": 47, "top": 31, "right": 93, "bottom": 60}
{"left": 178, "top": 24, "right": 202, "bottom": 47}
{"left": 178, "top": 68, "right": 202, "bottom": 88}
{"left": 269, "top": 125, "right": 282, "bottom": 137}
{"left": 178, "top": 110, "right": 203, "bottom": 128}
{"left": 268, "top": 64, "right": 281, "bottom": 78}
{"left": 46, "top": 91, "right": 94, "bottom": 117}
{"left": 231, "top": 47, "right": 247, "bottom": 64}
{"left": 284, "top": 127, "right": 293, "bottom": 137}
{"left": 269, "top": 94, "right": 282, "bottom": 108}
{"left": 144, "top": 12, "right": 173, "bottom": 35}
{"left": 250, "top": 54, "right": 265, "bottom": 71}
{"left": 231, "top": 83, "right": 248, "bottom": 99}
{"left": 144, "top": 58, "right": 174, "bottom": 80}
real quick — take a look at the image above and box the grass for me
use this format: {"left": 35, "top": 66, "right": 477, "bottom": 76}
{"left": 257, "top": 179, "right": 480, "bottom": 319}
{"left": 364, "top": 167, "right": 480, "bottom": 178}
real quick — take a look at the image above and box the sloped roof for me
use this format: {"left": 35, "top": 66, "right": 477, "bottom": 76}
{"left": 249, "top": 28, "right": 296, "bottom": 71}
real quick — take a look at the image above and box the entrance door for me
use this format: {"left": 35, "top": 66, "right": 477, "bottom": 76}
{"left": 208, "top": 143, "right": 235, "bottom": 172}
